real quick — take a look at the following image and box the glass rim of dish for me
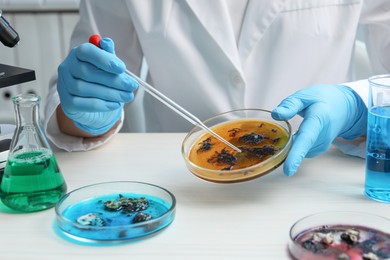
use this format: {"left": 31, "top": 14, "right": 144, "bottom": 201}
{"left": 182, "top": 108, "right": 293, "bottom": 179}
{"left": 55, "top": 181, "right": 176, "bottom": 232}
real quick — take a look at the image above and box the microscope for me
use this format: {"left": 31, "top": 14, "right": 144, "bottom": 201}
{"left": 0, "top": 9, "right": 36, "bottom": 175}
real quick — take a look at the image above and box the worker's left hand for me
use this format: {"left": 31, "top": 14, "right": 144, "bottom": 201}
{"left": 271, "top": 84, "right": 367, "bottom": 176}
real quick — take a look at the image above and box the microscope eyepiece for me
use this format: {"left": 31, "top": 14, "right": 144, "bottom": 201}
{"left": 0, "top": 10, "right": 20, "bottom": 48}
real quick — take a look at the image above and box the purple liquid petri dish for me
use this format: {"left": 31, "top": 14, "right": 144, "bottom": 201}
{"left": 289, "top": 211, "right": 390, "bottom": 260}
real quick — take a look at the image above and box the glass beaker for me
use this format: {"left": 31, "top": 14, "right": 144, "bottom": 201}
{"left": 365, "top": 74, "right": 390, "bottom": 203}
{"left": 0, "top": 93, "right": 67, "bottom": 212}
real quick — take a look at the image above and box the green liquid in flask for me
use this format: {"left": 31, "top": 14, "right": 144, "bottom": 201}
{"left": 0, "top": 148, "right": 67, "bottom": 212}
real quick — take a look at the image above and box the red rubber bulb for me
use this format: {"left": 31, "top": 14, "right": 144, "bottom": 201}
{"left": 89, "top": 34, "right": 101, "bottom": 48}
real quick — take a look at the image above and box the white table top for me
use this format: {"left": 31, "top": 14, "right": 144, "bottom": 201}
{"left": 0, "top": 133, "right": 389, "bottom": 260}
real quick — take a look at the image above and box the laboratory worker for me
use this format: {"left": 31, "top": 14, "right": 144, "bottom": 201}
{"left": 44, "top": 0, "right": 390, "bottom": 175}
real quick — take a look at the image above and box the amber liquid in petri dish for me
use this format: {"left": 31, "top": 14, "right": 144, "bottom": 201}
{"left": 189, "top": 119, "right": 290, "bottom": 171}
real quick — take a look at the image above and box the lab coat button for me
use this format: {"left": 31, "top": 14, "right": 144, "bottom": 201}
{"left": 230, "top": 73, "right": 243, "bottom": 86}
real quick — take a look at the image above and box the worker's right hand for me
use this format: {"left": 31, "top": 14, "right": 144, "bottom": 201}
{"left": 57, "top": 37, "right": 138, "bottom": 135}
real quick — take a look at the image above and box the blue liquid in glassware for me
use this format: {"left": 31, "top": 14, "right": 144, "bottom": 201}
{"left": 58, "top": 193, "right": 174, "bottom": 241}
{"left": 365, "top": 106, "right": 390, "bottom": 203}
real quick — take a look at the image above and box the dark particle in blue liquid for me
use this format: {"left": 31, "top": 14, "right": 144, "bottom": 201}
{"left": 133, "top": 212, "right": 152, "bottom": 223}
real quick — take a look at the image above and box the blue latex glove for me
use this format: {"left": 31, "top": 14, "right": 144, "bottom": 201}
{"left": 271, "top": 84, "right": 367, "bottom": 176}
{"left": 57, "top": 37, "right": 138, "bottom": 135}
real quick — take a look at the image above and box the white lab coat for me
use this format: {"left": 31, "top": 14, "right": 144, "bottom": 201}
{"left": 44, "top": 0, "right": 390, "bottom": 152}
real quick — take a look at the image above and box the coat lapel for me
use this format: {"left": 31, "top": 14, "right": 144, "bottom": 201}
{"left": 238, "top": 0, "right": 285, "bottom": 58}
{"left": 185, "top": 0, "right": 285, "bottom": 66}
{"left": 185, "top": 0, "right": 241, "bottom": 69}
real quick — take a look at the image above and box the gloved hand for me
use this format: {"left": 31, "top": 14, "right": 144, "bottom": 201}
{"left": 57, "top": 37, "right": 138, "bottom": 135}
{"left": 271, "top": 84, "right": 367, "bottom": 176}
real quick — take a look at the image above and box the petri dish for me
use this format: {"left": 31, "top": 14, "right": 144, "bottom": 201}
{"left": 289, "top": 211, "right": 390, "bottom": 260}
{"left": 181, "top": 109, "right": 292, "bottom": 183}
{"left": 55, "top": 181, "right": 176, "bottom": 243}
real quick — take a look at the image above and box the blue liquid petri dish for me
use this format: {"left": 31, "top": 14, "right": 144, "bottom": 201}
{"left": 55, "top": 181, "right": 176, "bottom": 243}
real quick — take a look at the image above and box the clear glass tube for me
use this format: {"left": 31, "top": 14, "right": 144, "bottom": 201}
{"left": 365, "top": 74, "right": 390, "bottom": 203}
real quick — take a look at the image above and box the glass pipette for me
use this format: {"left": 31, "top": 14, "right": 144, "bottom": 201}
{"left": 124, "top": 69, "right": 241, "bottom": 153}
{"left": 89, "top": 35, "right": 241, "bottom": 153}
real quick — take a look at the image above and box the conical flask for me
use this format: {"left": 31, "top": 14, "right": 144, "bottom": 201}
{"left": 0, "top": 93, "right": 67, "bottom": 212}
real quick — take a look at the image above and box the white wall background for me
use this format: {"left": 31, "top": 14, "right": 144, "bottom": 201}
{"left": 0, "top": 0, "right": 80, "bottom": 123}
